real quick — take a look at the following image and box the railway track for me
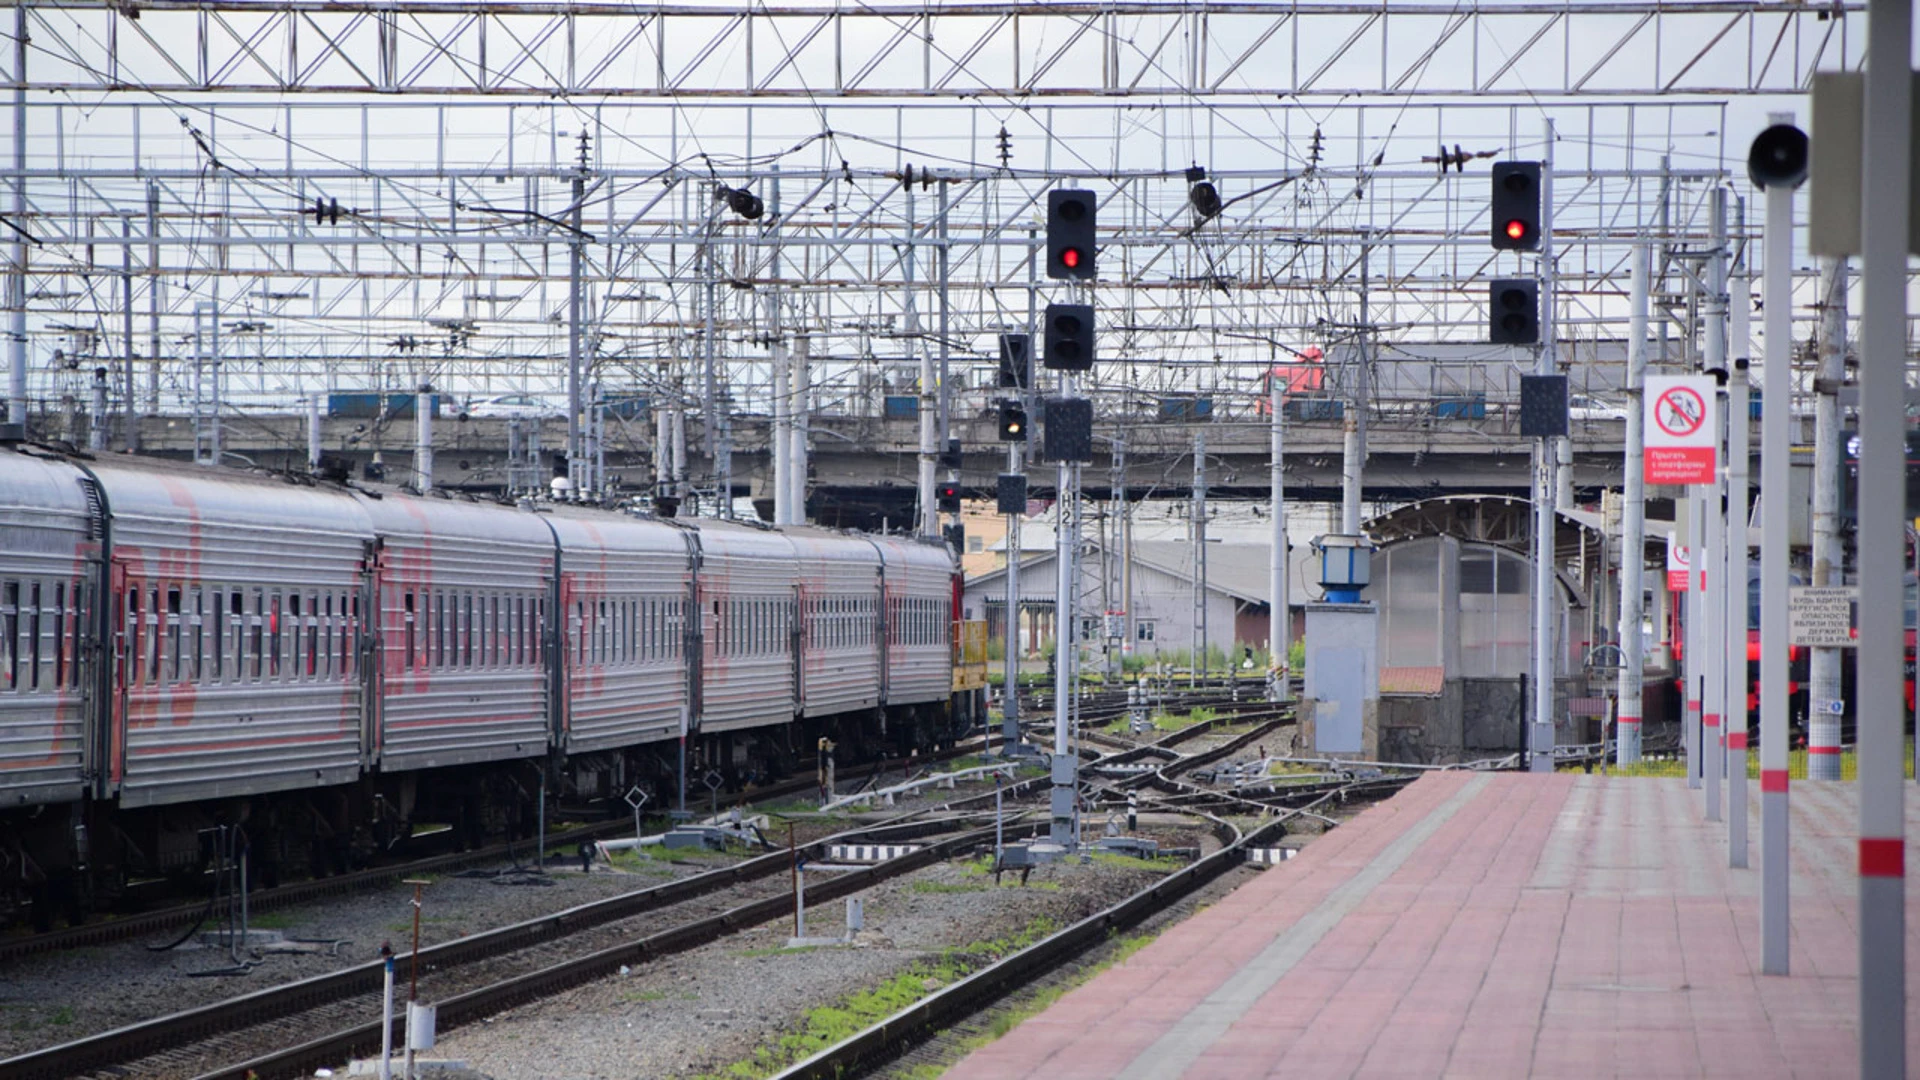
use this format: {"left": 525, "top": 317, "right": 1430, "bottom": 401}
{"left": 7, "top": 813, "right": 1025, "bottom": 1080}
{"left": 0, "top": 740, "right": 994, "bottom": 965}
{"left": 763, "top": 778, "right": 1412, "bottom": 1080}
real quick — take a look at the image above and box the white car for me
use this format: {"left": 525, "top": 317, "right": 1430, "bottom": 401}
{"left": 1568, "top": 394, "right": 1629, "bottom": 422}
{"left": 463, "top": 394, "right": 562, "bottom": 419}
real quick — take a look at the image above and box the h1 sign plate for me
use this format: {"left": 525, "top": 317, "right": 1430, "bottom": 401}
{"left": 1644, "top": 375, "right": 1718, "bottom": 485}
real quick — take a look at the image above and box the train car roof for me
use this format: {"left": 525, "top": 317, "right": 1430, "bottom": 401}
{"left": 0, "top": 447, "right": 92, "bottom": 519}
{"left": 541, "top": 502, "right": 690, "bottom": 556}
{"left": 778, "top": 524, "right": 886, "bottom": 565}
{"left": 81, "top": 450, "right": 377, "bottom": 542}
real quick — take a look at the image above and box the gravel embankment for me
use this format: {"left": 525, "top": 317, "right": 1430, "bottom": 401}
{"left": 0, "top": 850, "right": 722, "bottom": 1057}
{"left": 434, "top": 851, "right": 1180, "bottom": 1080}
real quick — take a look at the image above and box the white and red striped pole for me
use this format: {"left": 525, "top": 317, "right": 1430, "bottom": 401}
{"left": 1724, "top": 229, "right": 1751, "bottom": 869}
{"left": 1754, "top": 122, "right": 1796, "bottom": 977}
{"left": 1854, "top": 0, "right": 1909, "bottom": 1069}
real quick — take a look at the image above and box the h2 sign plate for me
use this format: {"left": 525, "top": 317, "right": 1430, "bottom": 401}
{"left": 1644, "top": 375, "right": 1718, "bottom": 486}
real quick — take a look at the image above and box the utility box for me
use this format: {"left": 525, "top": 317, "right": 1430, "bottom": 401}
{"left": 1302, "top": 602, "right": 1379, "bottom": 758}
{"left": 407, "top": 1001, "right": 437, "bottom": 1051}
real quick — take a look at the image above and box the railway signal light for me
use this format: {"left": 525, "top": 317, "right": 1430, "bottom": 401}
{"left": 1047, "top": 189, "right": 1096, "bottom": 280}
{"left": 1042, "top": 303, "right": 1095, "bottom": 371}
{"left": 996, "top": 473, "right": 1027, "bottom": 515}
{"left": 997, "top": 333, "right": 1033, "bottom": 389}
{"left": 716, "top": 185, "right": 764, "bottom": 220}
{"left": 1489, "top": 278, "right": 1539, "bottom": 345}
{"left": 1186, "top": 166, "right": 1222, "bottom": 221}
{"left": 997, "top": 400, "right": 1028, "bottom": 441}
{"left": 1489, "top": 161, "right": 1541, "bottom": 251}
{"left": 939, "top": 437, "right": 963, "bottom": 471}
{"left": 936, "top": 481, "right": 961, "bottom": 514}
{"left": 1043, "top": 398, "right": 1094, "bottom": 463}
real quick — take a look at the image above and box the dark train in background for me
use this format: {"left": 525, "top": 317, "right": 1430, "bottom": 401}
{"left": 1, "top": 444, "right": 974, "bottom": 928}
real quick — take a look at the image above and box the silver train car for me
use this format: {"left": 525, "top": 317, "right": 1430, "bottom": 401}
{"left": 0, "top": 444, "right": 964, "bottom": 927}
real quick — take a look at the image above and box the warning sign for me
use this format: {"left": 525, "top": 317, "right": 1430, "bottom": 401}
{"left": 1665, "top": 531, "right": 1694, "bottom": 592}
{"left": 1789, "top": 586, "right": 1858, "bottom": 647}
{"left": 1643, "top": 375, "right": 1718, "bottom": 485}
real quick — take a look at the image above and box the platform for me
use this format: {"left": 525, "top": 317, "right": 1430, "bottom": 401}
{"left": 946, "top": 771, "right": 1920, "bottom": 1079}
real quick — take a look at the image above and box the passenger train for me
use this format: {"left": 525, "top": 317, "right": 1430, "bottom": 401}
{"left": 0, "top": 443, "right": 969, "bottom": 927}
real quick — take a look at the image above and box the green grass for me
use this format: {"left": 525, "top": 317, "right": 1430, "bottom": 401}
{"left": 887, "top": 926, "right": 1170, "bottom": 1079}
{"left": 1101, "top": 705, "right": 1219, "bottom": 736}
{"left": 691, "top": 918, "right": 1061, "bottom": 1080}
{"left": 1087, "top": 851, "right": 1183, "bottom": 873}
{"left": 1582, "top": 746, "right": 1916, "bottom": 781}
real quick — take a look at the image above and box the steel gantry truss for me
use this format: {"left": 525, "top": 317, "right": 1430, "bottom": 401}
{"left": 15, "top": 0, "right": 1862, "bottom": 99}
{"left": 0, "top": 0, "right": 1890, "bottom": 486}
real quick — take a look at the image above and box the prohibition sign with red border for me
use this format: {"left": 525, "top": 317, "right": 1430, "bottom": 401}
{"left": 1643, "top": 374, "right": 1718, "bottom": 485}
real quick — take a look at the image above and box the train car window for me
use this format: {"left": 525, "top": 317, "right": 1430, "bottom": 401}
{"left": 506, "top": 595, "right": 517, "bottom": 667}
{"left": 1, "top": 580, "right": 17, "bottom": 691}
{"left": 51, "top": 582, "right": 68, "bottom": 689}
{"left": 233, "top": 590, "right": 247, "bottom": 681}
{"left": 247, "top": 589, "right": 262, "bottom": 681}
{"left": 161, "top": 586, "right": 179, "bottom": 685}
{"left": 340, "top": 593, "right": 353, "bottom": 678}
{"left": 403, "top": 592, "right": 417, "bottom": 670}
{"left": 146, "top": 585, "right": 160, "bottom": 684}
{"left": 486, "top": 595, "right": 497, "bottom": 668}
{"left": 456, "top": 593, "right": 469, "bottom": 668}
{"left": 26, "top": 581, "right": 44, "bottom": 691}
{"left": 123, "top": 584, "right": 140, "bottom": 688}
{"left": 320, "top": 593, "right": 333, "bottom": 678}
{"left": 269, "top": 593, "right": 284, "bottom": 680}
{"left": 188, "top": 588, "right": 203, "bottom": 683}
{"left": 299, "top": 588, "right": 314, "bottom": 672}
{"left": 286, "top": 592, "right": 302, "bottom": 680}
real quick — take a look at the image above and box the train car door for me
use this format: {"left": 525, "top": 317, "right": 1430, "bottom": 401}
{"left": 790, "top": 582, "right": 804, "bottom": 705}
{"left": 103, "top": 557, "right": 128, "bottom": 796}
{"left": 359, "top": 540, "right": 383, "bottom": 769}
{"left": 552, "top": 570, "right": 574, "bottom": 747}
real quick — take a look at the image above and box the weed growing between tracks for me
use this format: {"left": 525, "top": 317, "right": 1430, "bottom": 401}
{"left": 688, "top": 917, "right": 1062, "bottom": 1080}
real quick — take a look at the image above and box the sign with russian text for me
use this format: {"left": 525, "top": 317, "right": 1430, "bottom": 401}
{"left": 1644, "top": 375, "right": 1718, "bottom": 485}
{"left": 1789, "top": 586, "right": 1858, "bottom": 647}
{"left": 1666, "top": 531, "right": 1694, "bottom": 592}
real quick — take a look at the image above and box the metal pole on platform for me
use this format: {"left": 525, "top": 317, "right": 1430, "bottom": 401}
{"left": 1050, "top": 370, "right": 1080, "bottom": 847}
{"left": 1530, "top": 119, "right": 1557, "bottom": 773}
{"left": 414, "top": 384, "right": 433, "bottom": 495}
{"left": 790, "top": 335, "right": 809, "bottom": 524}
{"left": 1270, "top": 374, "right": 1290, "bottom": 702}
{"left": 1757, "top": 133, "right": 1796, "bottom": 979}
{"left": 1686, "top": 485, "right": 1704, "bottom": 791}
{"left": 1192, "top": 432, "right": 1208, "bottom": 685}
{"left": 1701, "top": 187, "right": 1728, "bottom": 822}
{"left": 6, "top": 6, "right": 25, "bottom": 434}
{"left": 1809, "top": 257, "right": 1848, "bottom": 778}
{"left": 1725, "top": 210, "right": 1752, "bottom": 868}
{"left": 1617, "top": 246, "right": 1649, "bottom": 766}
{"left": 1854, "top": 2, "right": 1910, "bottom": 1066}
{"left": 772, "top": 341, "right": 791, "bottom": 525}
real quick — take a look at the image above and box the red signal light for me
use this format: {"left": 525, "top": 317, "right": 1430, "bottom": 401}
{"left": 1061, "top": 247, "right": 1082, "bottom": 270}
{"left": 1504, "top": 219, "right": 1527, "bottom": 242}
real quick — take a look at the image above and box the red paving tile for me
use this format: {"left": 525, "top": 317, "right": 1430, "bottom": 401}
{"left": 941, "top": 772, "right": 1920, "bottom": 1079}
